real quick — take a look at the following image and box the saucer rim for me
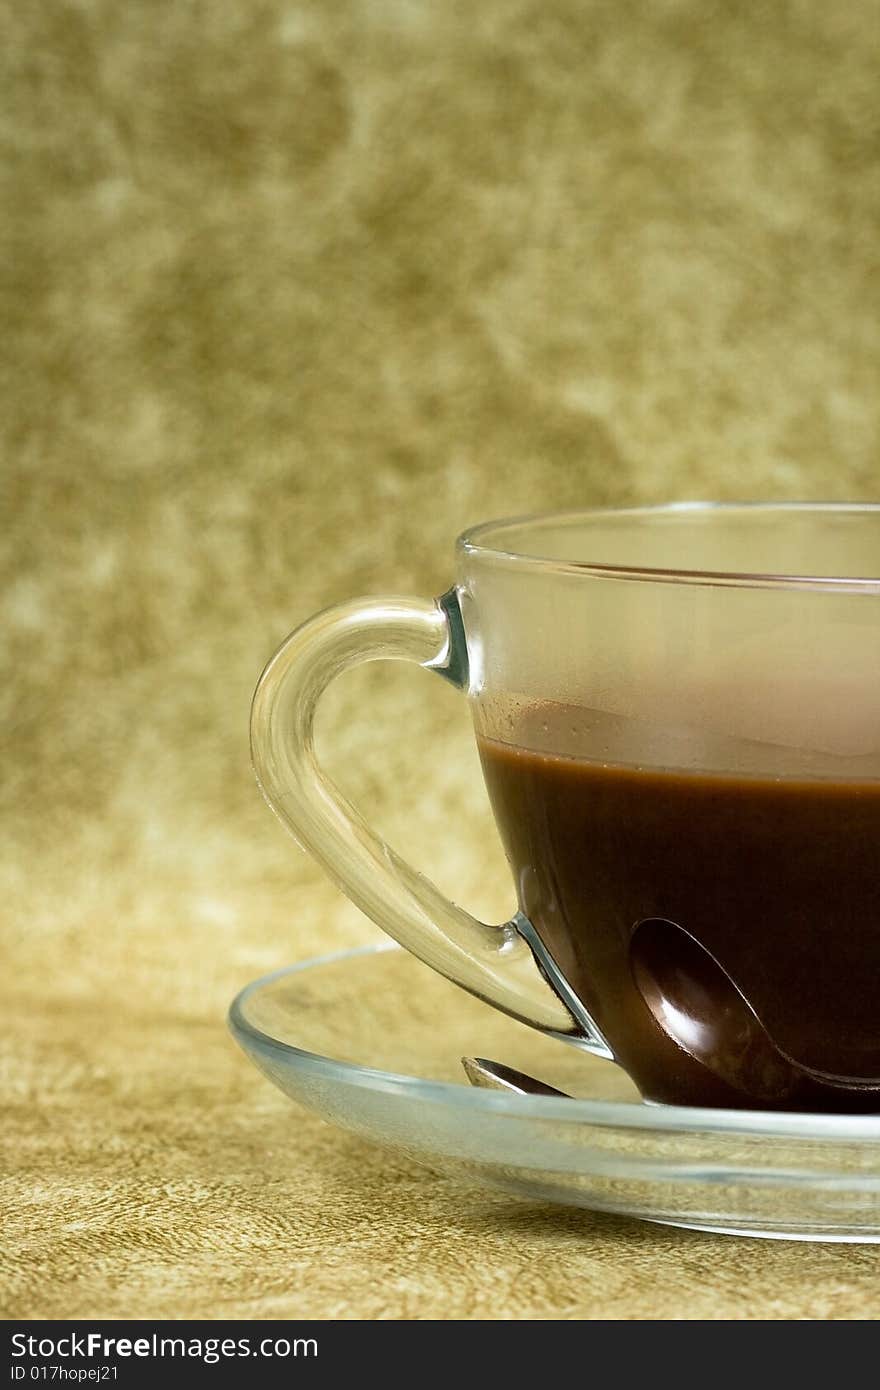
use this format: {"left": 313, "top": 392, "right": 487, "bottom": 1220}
{"left": 228, "top": 943, "right": 880, "bottom": 1142}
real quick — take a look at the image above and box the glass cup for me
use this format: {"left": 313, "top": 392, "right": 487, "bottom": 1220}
{"left": 250, "top": 503, "right": 880, "bottom": 1111}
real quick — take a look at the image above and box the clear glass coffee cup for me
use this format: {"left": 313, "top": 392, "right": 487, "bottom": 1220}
{"left": 251, "top": 503, "right": 880, "bottom": 1111}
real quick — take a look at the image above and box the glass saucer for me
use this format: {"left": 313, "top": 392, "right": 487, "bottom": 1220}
{"left": 229, "top": 943, "right": 880, "bottom": 1242}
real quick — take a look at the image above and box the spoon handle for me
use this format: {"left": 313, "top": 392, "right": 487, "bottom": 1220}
{"left": 462, "top": 1056, "right": 572, "bottom": 1097}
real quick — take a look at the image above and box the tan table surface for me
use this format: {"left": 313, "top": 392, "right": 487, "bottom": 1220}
{"left": 4, "top": 1, "right": 879, "bottom": 1320}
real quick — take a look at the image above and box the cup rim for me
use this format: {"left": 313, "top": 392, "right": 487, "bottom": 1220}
{"left": 458, "top": 501, "right": 880, "bottom": 592}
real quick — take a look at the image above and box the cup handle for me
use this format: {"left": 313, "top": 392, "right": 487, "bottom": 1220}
{"left": 250, "top": 591, "right": 609, "bottom": 1049}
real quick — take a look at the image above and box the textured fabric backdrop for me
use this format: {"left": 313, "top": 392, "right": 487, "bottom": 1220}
{"left": 3, "top": 0, "right": 880, "bottom": 1318}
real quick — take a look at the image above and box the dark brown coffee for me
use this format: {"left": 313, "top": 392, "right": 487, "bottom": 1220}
{"left": 478, "top": 722, "right": 880, "bottom": 1110}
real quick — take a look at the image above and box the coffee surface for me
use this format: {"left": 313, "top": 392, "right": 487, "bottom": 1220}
{"left": 478, "top": 722, "right": 880, "bottom": 1109}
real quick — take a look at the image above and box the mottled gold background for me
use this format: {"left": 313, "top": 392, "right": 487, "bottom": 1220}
{"left": 3, "top": 1, "right": 880, "bottom": 1318}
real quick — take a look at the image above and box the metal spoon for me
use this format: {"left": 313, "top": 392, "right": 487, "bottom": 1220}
{"left": 462, "top": 1056, "right": 572, "bottom": 1097}
{"left": 630, "top": 916, "right": 880, "bottom": 1104}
